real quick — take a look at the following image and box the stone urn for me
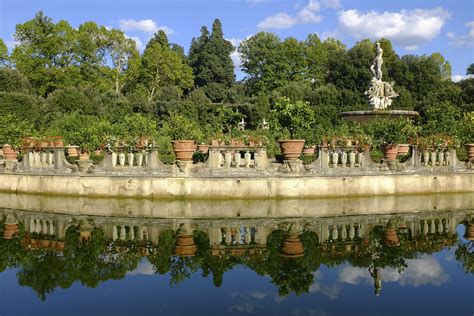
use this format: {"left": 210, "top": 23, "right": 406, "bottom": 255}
{"left": 79, "top": 150, "right": 90, "bottom": 161}
{"left": 383, "top": 144, "right": 399, "bottom": 161}
{"left": 172, "top": 140, "right": 196, "bottom": 161}
{"left": 279, "top": 140, "right": 305, "bottom": 160}
{"left": 197, "top": 144, "right": 209, "bottom": 154}
{"left": 173, "top": 234, "right": 197, "bottom": 257}
{"left": 463, "top": 223, "right": 474, "bottom": 241}
{"left": 3, "top": 214, "right": 19, "bottom": 239}
{"left": 465, "top": 144, "right": 474, "bottom": 161}
{"left": 384, "top": 221, "right": 400, "bottom": 246}
{"left": 302, "top": 146, "right": 315, "bottom": 156}
{"left": 2, "top": 144, "right": 18, "bottom": 161}
{"left": 397, "top": 144, "right": 410, "bottom": 156}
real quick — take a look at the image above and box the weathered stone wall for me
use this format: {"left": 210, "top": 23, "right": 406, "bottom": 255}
{"left": 0, "top": 172, "right": 471, "bottom": 199}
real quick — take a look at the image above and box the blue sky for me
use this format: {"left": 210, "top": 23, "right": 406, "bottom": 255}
{"left": 0, "top": 0, "right": 473, "bottom": 81}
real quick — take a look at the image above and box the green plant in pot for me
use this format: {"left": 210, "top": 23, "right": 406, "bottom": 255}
{"left": 365, "top": 119, "right": 412, "bottom": 161}
{"left": 459, "top": 113, "right": 474, "bottom": 161}
{"left": 163, "top": 112, "right": 203, "bottom": 161}
{"left": 270, "top": 97, "right": 315, "bottom": 160}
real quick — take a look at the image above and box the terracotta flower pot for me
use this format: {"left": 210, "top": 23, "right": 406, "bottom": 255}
{"left": 172, "top": 140, "right": 196, "bottom": 161}
{"left": 2, "top": 144, "right": 18, "bottom": 160}
{"left": 397, "top": 144, "right": 410, "bottom": 156}
{"left": 173, "top": 234, "right": 197, "bottom": 257}
{"left": 383, "top": 144, "right": 400, "bottom": 161}
{"left": 465, "top": 144, "right": 474, "bottom": 161}
{"left": 279, "top": 234, "right": 304, "bottom": 258}
{"left": 279, "top": 140, "right": 305, "bottom": 160}
{"left": 197, "top": 144, "right": 209, "bottom": 154}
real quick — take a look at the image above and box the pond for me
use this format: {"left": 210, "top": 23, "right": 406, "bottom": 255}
{"left": 0, "top": 193, "right": 472, "bottom": 316}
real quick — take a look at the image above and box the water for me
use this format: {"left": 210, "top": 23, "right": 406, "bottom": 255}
{"left": 0, "top": 194, "right": 472, "bottom": 316}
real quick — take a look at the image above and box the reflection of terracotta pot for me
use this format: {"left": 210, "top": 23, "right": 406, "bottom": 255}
{"left": 397, "top": 144, "right": 410, "bottom": 156}
{"left": 3, "top": 223, "right": 19, "bottom": 239}
{"left": 280, "top": 235, "right": 304, "bottom": 258}
{"left": 55, "top": 241, "right": 66, "bottom": 251}
{"left": 384, "top": 227, "right": 400, "bottom": 246}
{"left": 383, "top": 144, "right": 400, "bottom": 161}
{"left": 464, "top": 223, "right": 474, "bottom": 241}
{"left": 465, "top": 144, "right": 474, "bottom": 161}
{"left": 197, "top": 144, "right": 209, "bottom": 154}
{"left": 172, "top": 140, "right": 196, "bottom": 161}
{"left": 279, "top": 140, "right": 305, "bottom": 160}
{"left": 173, "top": 234, "right": 197, "bottom": 257}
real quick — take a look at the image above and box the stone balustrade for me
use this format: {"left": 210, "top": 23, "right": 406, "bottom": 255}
{"left": 206, "top": 145, "right": 270, "bottom": 170}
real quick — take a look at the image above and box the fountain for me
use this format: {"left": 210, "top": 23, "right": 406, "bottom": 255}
{"left": 340, "top": 42, "right": 418, "bottom": 123}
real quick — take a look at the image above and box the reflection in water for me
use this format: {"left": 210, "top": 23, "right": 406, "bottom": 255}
{"left": 0, "top": 206, "right": 472, "bottom": 301}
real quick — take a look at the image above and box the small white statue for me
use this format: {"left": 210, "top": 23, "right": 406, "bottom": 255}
{"left": 238, "top": 118, "right": 246, "bottom": 131}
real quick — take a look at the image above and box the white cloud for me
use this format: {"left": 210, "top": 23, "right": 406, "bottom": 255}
{"left": 338, "top": 8, "right": 450, "bottom": 50}
{"left": 258, "top": 0, "right": 336, "bottom": 29}
{"left": 4, "top": 39, "right": 18, "bottom": 50}
{"left": 452, "top": 74, "right": 474, "bottom": 82}
{"left": 119, "top": 19, "right": 174, "bottom": 35}
{"left": 447, "top": 21, "right": 474, "bottom": 46}
{"left": 338, "top": 256, "right": 449, "bottom": 287}
{"left": 227, "top": 36, "right": 253, "bottom": 70}
{"left": 248, "top": 291, "right": 267, "bottom": 300}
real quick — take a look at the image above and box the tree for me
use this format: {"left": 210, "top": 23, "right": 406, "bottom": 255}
{"left": 188, "top": 19, "right": 235, "bottom": 102}
{"left": 0, "top": 38, "right": 8, "bottom": 66}
{"left": 137, "top": 33, "right": 194, "bottom": 102}
{"left": 467, "top": 64, "right": 474, "bottom": 75}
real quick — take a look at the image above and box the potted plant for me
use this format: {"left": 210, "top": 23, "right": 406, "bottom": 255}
{"left": 366, "top": 119, "right": 413, "bottom": 161}
{"left": 163, "top": 113, "right": 203, "bottom": 161}
{"left": 2, "top": 144, "right": 18, "bottom": 161}
{"left": 270, "top": 97, "right": 315, "bottom": 160}
{"left": 460, "top": 113, "right": 474, "bottom": 161}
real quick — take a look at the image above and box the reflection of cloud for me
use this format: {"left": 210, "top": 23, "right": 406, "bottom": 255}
{"left": 228, "top": 302, "right": 263, "bottom": 313}
{"left": 291, "top": 309, "right": 329, "bottom": 316}
{"left": 127, "top": 260, "right": 155, "bottom": 275}
{"left": 308, "top": 270, "right": 341, "bottom": 300}
{"left": 338, "top": 256, "right": 449, "bottom": 287}
{"left": 248, "top": 291, "right": 266, "bottom": 300}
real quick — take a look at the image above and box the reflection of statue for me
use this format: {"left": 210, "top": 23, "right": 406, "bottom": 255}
{"left": 365, "top": 42, "right": 398, "bottom": 110}
{"left": 369, "top": 265, "right": 382, "bottom": 296}
{"left": 370, "top": 42, "right": 383, "bottom": 81}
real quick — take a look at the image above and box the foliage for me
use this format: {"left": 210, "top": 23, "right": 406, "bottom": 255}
{"left": 162, "top": 112, "right": 203, "bottom": 140}
{"left": 364, "top": 119, "right": 416, "bottom": 147}
{"left": 0, "top": 113, "right": 34, "bottom": 146}
{"left": 270, "top": 97, "right": 315, "bottom": 139}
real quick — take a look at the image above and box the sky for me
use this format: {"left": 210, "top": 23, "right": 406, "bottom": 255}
{"left": 0, "top": 0, "right": 473, "bottom": 81}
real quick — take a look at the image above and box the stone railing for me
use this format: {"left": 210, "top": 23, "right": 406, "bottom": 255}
{"left": 308, "top": 145, "right": 375, "bottom": 173}
{"left": 206, "top": 145, "right": 270, "bottom": 170}
{"left": 19, "top": 148, "right": 75, "bottom": 172}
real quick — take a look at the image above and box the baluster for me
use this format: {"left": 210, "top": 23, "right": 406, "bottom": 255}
{"left": 112, "top": 226, "right": 118, "bottom": 241}
{"left": 332, "top": 152, "right": 339, "bottom": 167}
{"left": 235, "top": 152, "right": 241, "bottom": 168}
{"left": 438, "top": 151, "right": 444, "bottom": 166}
{"left": 341, "top": 151, "right": 348, "bottom": 167}
{"left": 349, "top": 225, "right": 355, "bottom": 240}
{"left": 225, "top": 151, "right": 232, "bottom": 168}
{"left": 130, "top": 226, "right": 135, "bottom": 240}
{"left": 349, "top": 151, "right": 356, "bottom": 167}
{"left": 331, "top": 225, "right": 339, "bottom": 240}
{"left": 430, "top": 151, "right": 437, "bottom": 166}
{"left": 423, "top": 220, "right": 429, "bottom": 235}
{"left": 437, "top": 220, "right": 443, "bottom": 234}
{"left": 244, "top": 151, "right": 251, "bottom": 168}
{"left": 357, "top": 152, "right": 364, "bottom": 167}
{"left": 138, "top": 227, "right": 144, "bottom": 240}
{"left": 244, "top": 227, "right": 251, "bottom": 244}
{"left": 235, "top": 227, "right": 242, "bottom": 244}
{"left": 120, "top": 226, "right": 126, "bottom": 240}
{"left": 29, "top": 218, "right": 35, "bottom": 232}
{"left": 225, "top": 228, "right": 232, "bottom": 244}
{"left": 341, "top": 225, "right": 347, "bottom": 240}
{"left": 49, "top": 221, "right": 55, "bottom": 235}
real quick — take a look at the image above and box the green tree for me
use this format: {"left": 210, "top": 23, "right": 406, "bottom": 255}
{"left": 0, "top": 38, "right": 8, "bottom": 66}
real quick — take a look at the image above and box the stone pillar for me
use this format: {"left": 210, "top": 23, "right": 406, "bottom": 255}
{"left": 53, "top": 148, "right": 67, "bottom": 170}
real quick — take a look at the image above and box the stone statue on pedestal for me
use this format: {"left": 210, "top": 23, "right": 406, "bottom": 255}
{"left": 365, "top": 42, "right": 398, "bottom": 110}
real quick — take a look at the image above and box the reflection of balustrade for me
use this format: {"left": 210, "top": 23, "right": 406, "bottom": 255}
{"left": 418, "top": 218, "right": 450, "bottom": 236}
{"left": 27, "top": 217, "right": 56, "bottom": 236}
{"left": 206, "top": 146, "right": 269, "bottom": 170}
{"left": 327, "top": 223, "right": 362, "bottom": 242}
{"left": 112, "top": 225, "right": 148, "bottom": 241}
{"left": 220, "top": 227, "right": 256, "bottom": 245}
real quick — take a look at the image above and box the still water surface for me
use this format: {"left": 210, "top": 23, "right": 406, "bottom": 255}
{"left": 0, "top": 194, "right": 472, "bottom": 316}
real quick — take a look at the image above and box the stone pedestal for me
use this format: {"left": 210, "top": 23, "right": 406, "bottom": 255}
{"left": 176, "top": 160, "right": 193, "bottom": 174}
{"left": 279, "top": 160, "right": 305, "bottom": 174}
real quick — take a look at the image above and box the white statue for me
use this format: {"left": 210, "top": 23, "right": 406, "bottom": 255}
{"left": 238, "top": 118, "right": 246, "bottom": 131}
{"left": 370, "top": 42, "right": 383, "bottom": 81}
{"left": 365, "top": 42, "right": 398, "bottom": 110}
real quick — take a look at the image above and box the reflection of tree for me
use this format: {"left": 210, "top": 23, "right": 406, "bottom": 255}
{"left": 455, "top": 241, "right": 473, "bottom": 274}
{"left": 147, "top": 230, "right": 176, "bottom": 275}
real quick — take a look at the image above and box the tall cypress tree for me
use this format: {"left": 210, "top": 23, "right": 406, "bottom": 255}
{"left": 188, "top": 19, "right": 235, "bottom": 102}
